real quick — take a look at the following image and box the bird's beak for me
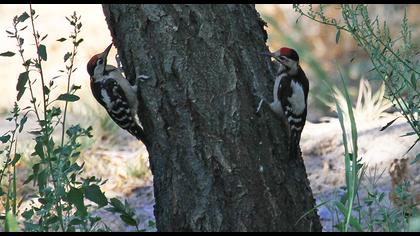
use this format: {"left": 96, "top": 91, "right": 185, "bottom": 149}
{"left": 101, "top": 43, "right": 113, "bottom": 74}
{"left": 261, "top": 51, "right": 282, "bottom": 63}
{"left": 260, "top": 51, "right": 276, "bottom": 57}
{"left": 102, "top": 43, "right": 113, "bottom": 60}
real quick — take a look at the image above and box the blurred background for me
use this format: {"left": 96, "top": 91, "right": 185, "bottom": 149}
{"left": 1, "top": 4, "right": 419, "bottom": 123}
{"left": 0, "top": 4, "right": 418, "bottom": 231}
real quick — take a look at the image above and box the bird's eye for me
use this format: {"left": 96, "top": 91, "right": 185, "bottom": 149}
{"left": 98, "top": 58, "right": 103, "bottom": 65}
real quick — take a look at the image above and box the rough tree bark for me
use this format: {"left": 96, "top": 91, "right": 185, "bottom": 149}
{"left": 102, "top": 4, "right": 321, "bottom": 232}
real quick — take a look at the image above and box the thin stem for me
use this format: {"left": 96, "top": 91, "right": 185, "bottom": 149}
{"left": 61, "top": 23, "right": 78, "bottom": 148}
{"left": 12, "top": 163, "right": 17, "bottom": 215}
{"left": 29, "top": 5, "right": 48, "bottom": 130}
{"left": 13, "top": 23, "right": 40, "bottom": 122}
{"left": 369, "top": 59, "right": 420, "bottom": 138}
{"left": 295, "top": 4, "right": 420, "bottom": 141}
{"left": 29, "top": 4, "right": 65, "bottom": 231}
{"left": 0, "top": 113, "right": 19, "bottom": 185}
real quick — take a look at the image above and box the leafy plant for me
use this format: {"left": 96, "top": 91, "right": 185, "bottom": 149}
{"left": 331, "top": 70, "right": 365, "bottom": 232}
{"left": 106, "top": 197, "right": 140, "bottom": 231}
{"left": 0, "top": 6, "right": 107, "bottom": 232}
{"left": 293, "top": 4, "right": 419, "bottom": 156}
{"left": 0, "top": 5, "right": 149, "bottom": 232}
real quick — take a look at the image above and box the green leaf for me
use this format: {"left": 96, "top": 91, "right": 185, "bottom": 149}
{"left": 41, "top": 34, "right": 48, "bottom": 41}
{"left": 21, "top": 209, "right": 33, "bottom": 220}
{"left": 0, "top": 134, "right": 11, "bottom": 143}
{"left": 348, "top": 214, "right": 363, "bottom": 232}
{"left": 37, "top": 170, "right": 48, "bottom": 192}
{"left": 38, "top": 44, "right": 47, "bottom": 61}
{"left": 32, "top": 163, "right": 40, "bottom": 176}
{"left": 29, "top": 130, "right": 41, "bottom": 136}
{"left": 71, "top": 85, "right": 81, "bottom": 91}
{"left": 50, "top": 106, "right": 62, "bottom": 117}
{"left": 110, "top": 197, "right": 124, "bottom": 212}
{"left": 34, "top": 141, "right": 45, "bottom": 159}
{"left": 6, "top": 211, "right": 18, "bottom": 232}
{"left": 336, "top": 30, "right": 341, "bottom": 44}
{"left": 37, "top": 198, "right": 47, "bottom": 204}
{"left": 380, "top": 117, "right": 400, "bottom": 131}
{"left": 0, "top": 51, "right": 15, "bottom": 57}
{"left": 401, "top": 132, "right": 416, "bottom": 137}
{"left": 16, "top": 72, "right": 29, "bottom": 101}
{"left": 120, "top": 214, "right": 138, "bottom": 227}
{"left": 84, "top": 184, "right": 108, "bottom": 208}
{"left": 334, "top": 222, "right": 345, "bottom": 232}
{"left": 23, "top": 59, "right": 31, "bottom": 67}
{"left": 64, "top": 52, "right": 72, "bottom": 62}
{"left": 19, "top": 116, "right": 28, "bottom": 133}
{"left": 45, "top": 215, "right": 59, "bottom": 225}
{"left": 22, "top": 174, "right": 34, "bottom": 185}
{"left": 43, "top": 85, "right": 50, "bottom": 96}
{"left": 410, "top": 72, "right": 417, "bottom": 90}
{"left": 69, "top": 218, "right": 83, "bottom": 226}
{"left": 75, "top": 38, "right": 84, "bottom": 46}
{"left": 57, "top": 37, "right": 67, "bottom": 42}
{"left": 335, "top": 200, "right": 347, "bottom": 215}
{"left": 334, "top": 201, "right": 363, "bottom": 232}
{"left": 57, "top": 93, "right": 80, "bottom": 102}
{"left": 10, "top": 153, "right": 21, "bottom": 166}
{"left": 378, "top": 192, "right": 385, "bottom": 202}
{"left": 148, "top": 220, "right": 156, "bottom": 228}
{"left": 17, "top": 12, "right": 29, "bottom": 22}
{"left": 67, "top": 187, "right": 87, "bottom": 216}
{"left": 411, "top": 153, "right": 420, "bottom": 164}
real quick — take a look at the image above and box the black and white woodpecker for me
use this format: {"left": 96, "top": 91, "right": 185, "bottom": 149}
{"left": 256, "top": 47, "right": 309, "bottom": 158}
{"left": 87, "top": 43, "right": 149, "bottom": 143}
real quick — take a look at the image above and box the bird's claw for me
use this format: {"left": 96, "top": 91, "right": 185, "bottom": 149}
{"left": 115, "top": 53, "right": 123, "bottom": 71}
{"left": 135, "top": 65, "right": 151, "bottom": 82}
{"left": 256, "top": 99, "right": 265, "bottom": 115}
{"left": 137, "top": 74, "right": 151, "bottom": 82}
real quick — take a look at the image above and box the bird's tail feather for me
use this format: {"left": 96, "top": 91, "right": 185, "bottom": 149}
{"left": 128, "top": 124, "right": 147, "bottom": 144}
{"left": 289, "top": 130, "right": 301, "bottom": 159}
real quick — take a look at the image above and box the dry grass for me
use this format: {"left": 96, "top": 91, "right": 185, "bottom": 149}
{"left": 326, "top": 79, "right": 394, "bottom": 130}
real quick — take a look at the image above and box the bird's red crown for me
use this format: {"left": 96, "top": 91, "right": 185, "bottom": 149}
{"left": 279, "top": 47, "right": 294, "bottom": 56}
{"left": 87, "top": 54, "right": 99, "bottom": 77}
{"left": 278, "top": 47, "right": 299, "bottom": 62}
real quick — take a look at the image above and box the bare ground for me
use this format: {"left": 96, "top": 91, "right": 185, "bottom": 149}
{"left": 89, "top": 113, "right": 419, "bottom": 232}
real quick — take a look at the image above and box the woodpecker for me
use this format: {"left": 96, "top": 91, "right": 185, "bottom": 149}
{"left": 257, "top": 47, "right": 309, "bottom": 159}
{"left": 87, "top": 43, "right": 149, "bottom": 143}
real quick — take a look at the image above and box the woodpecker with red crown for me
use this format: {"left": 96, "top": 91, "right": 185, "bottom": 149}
{"left": 257, "top": 47, "right": 309, "bottom": 159}
{"left": 87, "top": 43, "right": 150, "bottom": 143}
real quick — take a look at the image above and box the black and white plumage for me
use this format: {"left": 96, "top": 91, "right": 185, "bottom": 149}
{"left": 257, "top": 47, "right": 309, "bottom": 158}
{"left": 87, "top": 43, "right": 148, "bottom": 142}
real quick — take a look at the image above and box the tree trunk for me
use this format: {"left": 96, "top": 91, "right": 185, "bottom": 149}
{"left": 102, "top": 4, "right": 321, "bottom": 232}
